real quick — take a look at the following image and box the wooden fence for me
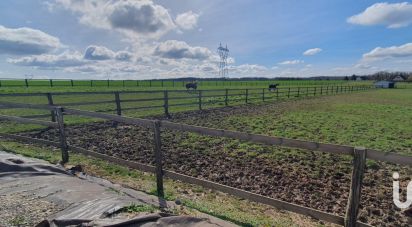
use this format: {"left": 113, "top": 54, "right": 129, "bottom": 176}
{"left": 1, "top": 100, "right": 411, "bottom": 226}
{"left": 0, "top": 85, "right": 374, "bottom": 120}
{"left": 0, "top": 78, "right": 353, "bottom": 88}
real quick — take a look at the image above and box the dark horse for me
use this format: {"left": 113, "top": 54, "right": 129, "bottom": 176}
{"left": 185, "top": 82, "right": 197, "bottom": 90}
{"left": 268, "top": 84, "right": 279, "bottom": 92}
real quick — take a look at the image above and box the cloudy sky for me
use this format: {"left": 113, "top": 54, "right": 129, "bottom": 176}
{"left": 0, "top": 0, "right": 412, "bottom": 79}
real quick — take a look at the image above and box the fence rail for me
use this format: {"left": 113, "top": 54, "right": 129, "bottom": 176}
{"left": 0, "top": 78, "right": 358, "bottom": 88}
{"left": 1, "top": 100, "right": 410, "bottom": 226}
{"left": 0, "top": 85, "right": 374, "bottom": 121}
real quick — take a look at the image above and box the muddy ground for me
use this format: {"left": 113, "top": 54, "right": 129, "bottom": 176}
{"left": 20, "top": 102, "right": 412, "bottom": 226}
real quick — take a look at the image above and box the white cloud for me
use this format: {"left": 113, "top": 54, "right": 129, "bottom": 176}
{"left": 153, "top": 40, "right": 212, "bottom": 60}
{"left": 7, "top": 51, "right": 85, "bottom": 69}
{"left": 55, "top": 0, "right": 176, "bottom": 38}
{"left": 84, "top": 45, "right": 115, "bottom": 60}
{"left": 0, "top": 25, "right": 62, "bottom": 55}
{"left": 278, "top": 60, "right": 304, "bottom": 65}
{"left": 348, "top": 2, "right": 412, "bottom": 28}
{"left": 175, "top": 11, "right": 199, "bottom": 30}
{"left": 303, "top": 48, "right": 322, "bottom": 56}
{"left": 362, "top": 43, "right": 412, "bottom": 61}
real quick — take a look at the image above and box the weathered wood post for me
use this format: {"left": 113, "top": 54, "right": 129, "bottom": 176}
{"left": 70, "top": 80, "right": 74, "bottom": 87}
{"left": 46, "top": 93, "right": 56, "bottom": 122}
{"left": 50, "top": 79, "right": 53, "bottom": 87}
{"left": 245, "top": 89, "right": 249, "bottom": 103}
{"left": 276, "top": 88, "right": 279, "bottom": 99}
{"left": 287, "top": 87, "right": 291, "bottom": 98}
{"left": 297, "top": 87, "right": 300, "bottom": 97}
{"left": 344, "top": 147, "right": 366, "bottom": 227}
{"left": 163, "top": 90, "right": 170, "bottom": 118}
{"left": 25, "top": 79, "right": 29, "bottom": 88}
{"left": 90, "top": 80, "right": 93, "bottom": 87}
{"left": 153, "top": 120, "right": 164, "bottom": 198}
{"left": 114, "top": 92, "right": 122, "bottom": 116}
{"left": 225, "top": 89, "right": 229, "bottom": 106}
{"left": 320, "top": 86, "right": 323, "bottom": 95}
{"left": 262, "top": 88, "right": 265, "bottom": 102}
{"left": 107, "top": 79, "right": 110, "bottom": 87}
{"left": 314, "top": 87, "right": 317, "bottom": 96}
{"left": 306, "top": 87, "right": 309, "bottom": 97}
{"left": 55, "top": 107, "right": 69, "bottom": 164}
{"left": 198, "top": 90, "right": 202, "bottom": 110}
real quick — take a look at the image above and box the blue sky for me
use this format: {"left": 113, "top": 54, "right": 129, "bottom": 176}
{"left": 0, "top": 0, "right": 411, "bottom": 79}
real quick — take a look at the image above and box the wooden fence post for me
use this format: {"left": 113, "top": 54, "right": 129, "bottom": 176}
{"left": 276, "top": 88, "right": 279, "bottom": 99}
{"left": 50, "top": 79, "right": 53, "bottom": 87}
{"left": 46, "top": 93, "right": 56, "bottom": 122}
{"left": 198, "top": 90, "right": 202, "bottom": 110}
{"left": 25, "top": 79, "right": 29, "bottom": 88}
{"left": 288, "top": 87, "right": 291, "bottom": 98}
{"left": 107, "top": 79, "right": 110, "bottom": 87}
{"left": 314, "top": 87, "right": 317, "bottom": 96}
{"left": 245, "top": 89, "right": 249, "bottom": 103}
{"left": 70, "top": 80, "right": 74, "bottom": 87}
{"left": 90, "top": 80, "right": 93, "bottom": 87}
{"left": 306, "top": 87, "right": 309, "bottom": 97}
{"left": 55, "top": 107, "right": 69, "bottom": 164}
{"left": 344, "top": 147, "right": 366, "bottom": 227}
{"left": 163, "top": 90, "right": 170, "bottom": 118}
{"left": 153, "top": 120, "right": 164, "bottom": 198}
{"left": 114, "top": 92, "right": 122, "bottom": 116}
{"left": 320, "top": 86, "right": 323, "bottom": 95}
{"left": 262, "top": 88, "right": 265, "bottom": 102}
{"left": 297, "top": 87, "right": 300, "bottom": 97}
{"left": 225, "top": 89, "right": 229, "bottom": 106}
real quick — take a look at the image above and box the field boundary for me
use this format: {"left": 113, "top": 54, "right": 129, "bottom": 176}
{"left": 0, "top": 84, "right": 374, "bottom": 119}
{"left": 0, "top": 78, "right": 357, "bottom": 88}
{"left": 2, "top": 101, "right": 411, "bottom": 226}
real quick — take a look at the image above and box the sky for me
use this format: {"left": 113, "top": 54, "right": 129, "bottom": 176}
{"left": 0, "top": 0, "right": 412, "bottom": 80}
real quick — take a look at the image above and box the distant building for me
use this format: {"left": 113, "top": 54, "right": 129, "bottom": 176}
{"left": 374, "top": 80, "right": 395, "bottom": 88}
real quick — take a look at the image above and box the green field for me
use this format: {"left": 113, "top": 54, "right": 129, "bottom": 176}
{"left": 1, "top": 83, "right": 411, "bottom": 226}
{"left": 0, "top": 78, "right": 370, "bottom": 91}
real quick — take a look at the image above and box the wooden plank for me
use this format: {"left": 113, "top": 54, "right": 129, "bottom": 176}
{"left": 69, "top": 146, "right": 156, "bottom": 173}
{"left": 160, "top": 121, "right": 353, "bottom": 155}
{"left": 56, "top": 107, "right": 69, "bottom": 163}
{"left": 120, "top": 97, "right": 165, "bottom": 103}
{"left": 0, "top": 133, "right": 61, "bottom": 147}
{"left": 153, "top": 120, "right": 164, "bottom": 197}
{"left": 63, "top": 108, "right": 154, "bottom": 127}
{"left": 163, "top": 170, "right": 345, "bottom": 225}
{"left": 56, "top": 100, "right": 115, "bottom": 106}
{"left": 345, "top": 147, "right": 366, "bottom": 227}
{"left": 366, "top": 149, "right": 412, "bottom": 166}
{"left": 0, "top": 114, "right": 58, "bottom": 127}
{"left": 0, "top": 101, "right": 55, "bottom": 110}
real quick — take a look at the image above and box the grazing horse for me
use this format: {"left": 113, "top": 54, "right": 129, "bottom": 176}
{"left": 185, "top": 82, "right": 197, "bottom": 90}
{"left": 268, "top": 84, "right": 279, "bottom": 92}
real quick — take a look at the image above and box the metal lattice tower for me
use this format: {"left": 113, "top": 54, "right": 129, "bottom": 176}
{"left": 217, "top": 43, "right": 229, "bottom": 77}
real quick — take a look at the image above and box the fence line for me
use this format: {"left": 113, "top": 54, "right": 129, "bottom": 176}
{"left": 0, "top": 78, "right": 358, "bottom": 88}
{"left": 2, "top": 101, "right": 411, "bottom": 226}
{"left": 0, "top": 85, "right": 374, "bottom": 121}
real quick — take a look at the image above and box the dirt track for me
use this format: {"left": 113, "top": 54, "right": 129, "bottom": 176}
{"left": 20, "top": 103, "right": 411, "bottom": 226}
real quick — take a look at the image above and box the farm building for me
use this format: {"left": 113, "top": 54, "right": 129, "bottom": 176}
{"left": 374, "top": 80, "right": 395, "bottom": 88}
